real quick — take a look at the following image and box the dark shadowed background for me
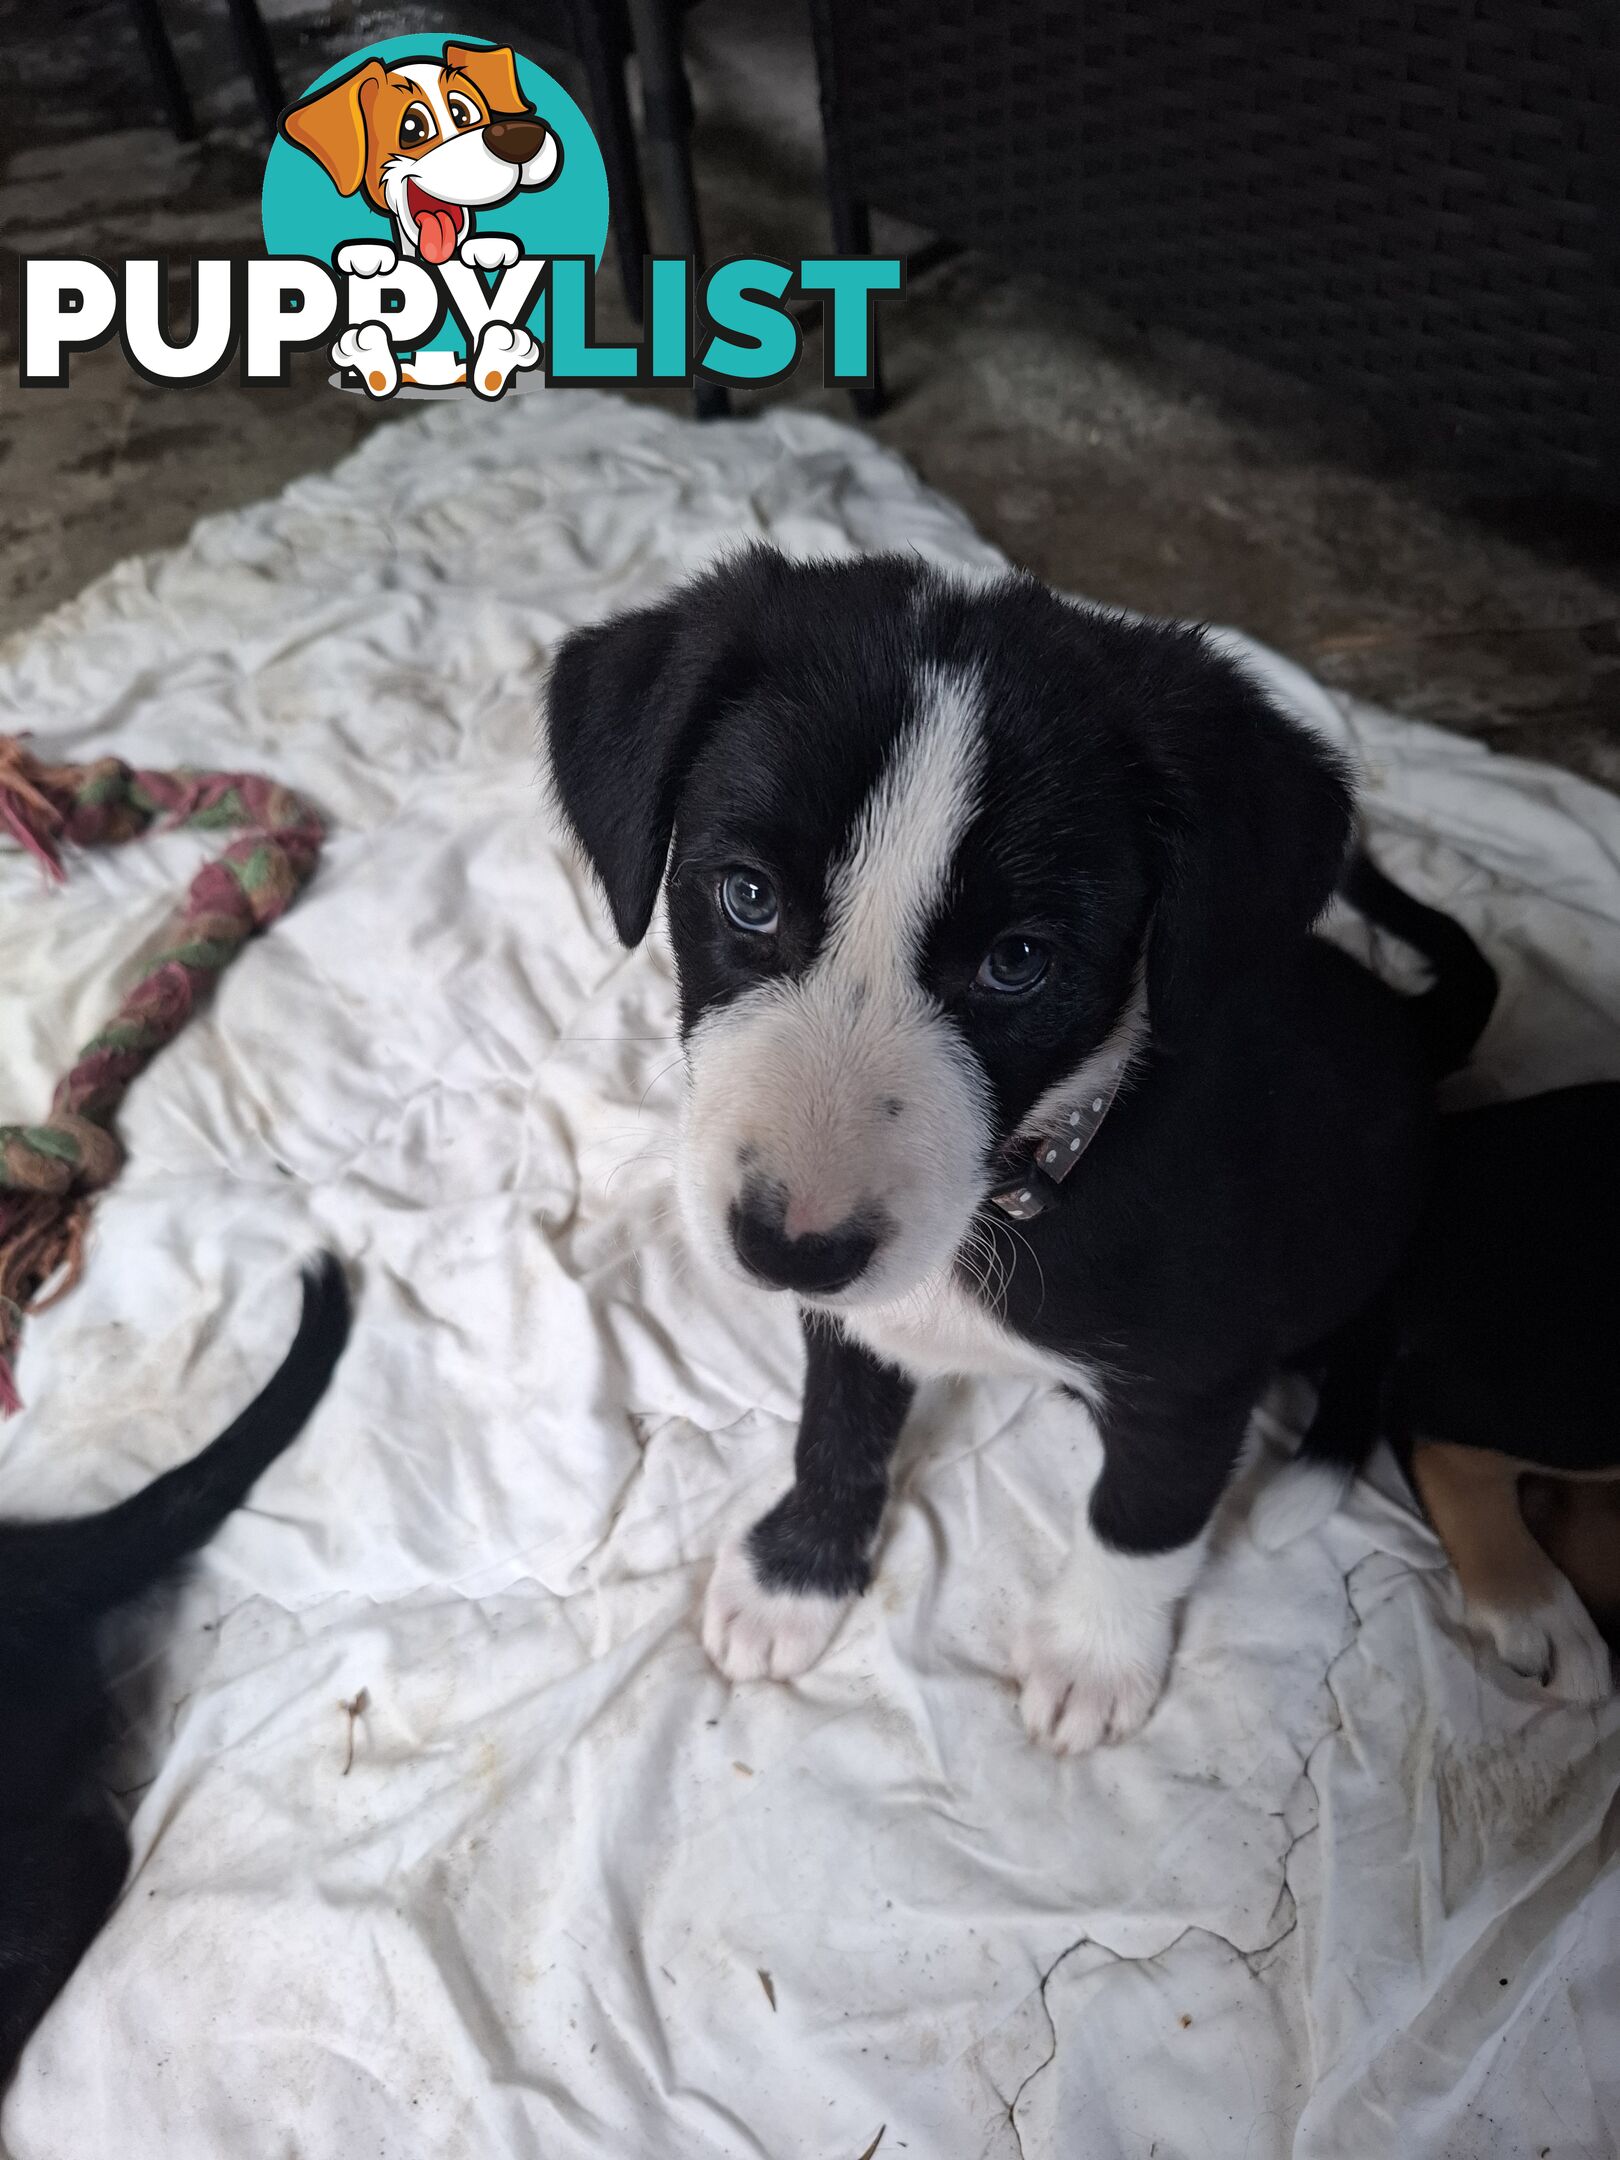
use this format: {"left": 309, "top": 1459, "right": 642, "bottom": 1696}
{"left": 1, "top": 0, "right": 1615, "bottom": 784}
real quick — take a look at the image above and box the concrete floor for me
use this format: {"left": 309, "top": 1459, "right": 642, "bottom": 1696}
{"left": 2, "top": 0, "right": 1615, "bottom": 786}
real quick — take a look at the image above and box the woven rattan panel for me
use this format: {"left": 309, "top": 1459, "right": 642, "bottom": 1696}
{"left": 811, "top": 0, "right": 1619, "bottom": 497}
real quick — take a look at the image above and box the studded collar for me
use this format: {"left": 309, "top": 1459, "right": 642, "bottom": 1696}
{"left": 987, "top": 1046, "right": 1135, "bottom": 1223}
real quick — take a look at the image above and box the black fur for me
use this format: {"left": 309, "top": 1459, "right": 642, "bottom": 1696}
{"left": 548, "top": 552, "right": 1482, "bottom": 1610}
{"left": 1303, "top": 1084, "right": 1620, "bottom": 1484}
{"left": 746, "top": 1315, "right": 915, "bottom": 1597}
{"left": 546, "top": 552, "right": 803, "bottom": 946}
{"left": 0, "top": 1254, "right": 350, "bottom": 2084}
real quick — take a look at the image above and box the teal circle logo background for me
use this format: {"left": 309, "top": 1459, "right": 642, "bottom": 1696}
{"left": 261, "top": 35, "right": 609, "bottom": 357}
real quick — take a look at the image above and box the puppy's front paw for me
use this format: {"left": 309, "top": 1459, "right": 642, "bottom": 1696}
{"left": 335, "top": 240, "right": 398, "bottom": 279}
{"left": 331, "top": 322, "right": 398, "bottom": 396}
{"left": 471, "top": 320, "right": 540, "bottom": 399}
{"left": 1477, "top": 1582, "right": 1613, "bottom": 1705}
{"left": 701, "top": 1533, "right": 851, "bottom": 1682}
{"left": 1011, "top": 1593, "right": 1171, "bottom": 1755}
{"left": 459, "top": 233, "right": 522, "bottom": 271}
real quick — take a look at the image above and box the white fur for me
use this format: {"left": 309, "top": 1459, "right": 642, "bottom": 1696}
{"left": 1249, "top": 1457, "right": 1353, "bottom": 1551}
{"left": 825, "top": 662, "right": 985, "bottom": 977}
{"left": 382, "top": 81, "right": 538, "bottom": 259}
{"left": 394, "top": 64, "right": 557, "bottom": 192}
{"left": 383, "top": 143, "right": 510, "bottom": 257}
{"left": 839, "top": 1004, "right": 1144, "bottom": 1394}
{"left": 701, "top": 1531, "right": 853, "bottom": 1681}
{"left": 471, "top": 320, "right": 539, "bottom": 399}
{"left": 677, "top": 661, "right": 994, "bottom": 1309}
{"left": 460, "top": 233, "right": 521, "bottom": 271}
{"left": 335, "top": 240, "right": 397, "bottom": 279}
{"left": 518, "top": 134, "right": 561, "bottom": 190}
{"left": 330, "top": 322, "right": 398, "bottom": 398}
{"left": 395, "top": 60, "right": 456, "bottom": 133}
{"left": 1473, "top": 1580, "right": 1613, "bottom": 1705}
{"left": 1012, "top": 1524, "right": 1205, "bottom": 1755}
{"left": 843, "top": 1268, "right": 1107, "bottom": 1402}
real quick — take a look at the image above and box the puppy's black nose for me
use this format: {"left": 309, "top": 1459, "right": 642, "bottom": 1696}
{"left": 485, "top": 119, "right": 547, "bottom": 165}
{"left": 729, "top": 1188, "right": 880, "bottom": 1295}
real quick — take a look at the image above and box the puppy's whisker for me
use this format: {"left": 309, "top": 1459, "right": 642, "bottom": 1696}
{"left": 589, "top": 1155, "right": 676, "bottom": 1186}
{"left": 998, "top": 1219, "right": 1048, "bottom": 1319}
{"left": 637, "top": 1059, "right": 686, "bottom": 1115}
{"left": 601, "top": 1146, "right": 675, "bottom": 1195}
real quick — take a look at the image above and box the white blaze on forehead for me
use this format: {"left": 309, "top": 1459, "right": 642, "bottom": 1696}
{"left": 823, "top": 661, "right": 985, "bottom": 984}
{"left": 675, "top": 656, "right": 994, "bottom": 1310}
{"left": 396, "top": 62, "right": 455, "bottom": 132}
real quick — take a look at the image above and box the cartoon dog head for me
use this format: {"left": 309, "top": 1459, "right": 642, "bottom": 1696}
{"left": 281, "top": 44, "right": 562, "bottom": 264}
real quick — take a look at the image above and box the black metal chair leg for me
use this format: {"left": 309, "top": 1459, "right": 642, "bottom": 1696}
{"left": 566, "top": 0, "right": 650, "bottom": 322}
{"left": 625, "top": 0, "right": 729, "bottom": 418}
{"left": 808, "top": 0, "right": 885, "bottom": 419}
{"left": 128, "top": 0, "right": 199, "bottom": 142}
{"left": 223, "top": 0, "right": 286, "bottom": 133}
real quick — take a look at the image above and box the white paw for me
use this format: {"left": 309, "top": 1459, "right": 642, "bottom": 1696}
{"left": 1476, "top": 1582, "right": 1613, "bottom": 1705}
{"left": 459, "top": 233, "right": 521, "bottom": 271}
{"left": 470, "top": 320, "right": 540, "bottom": 400}
{"left": 701, "top": 1532, "right": 852, "bottom": 1682}
{"left": 1012, "top": 1588, "right": 1172, "bottom": 1755}
{"left": 331, "top": 322, "right": 398, "bottom": 397}
{"left": 335, "top": 240, "right": 397, "bottom": 279}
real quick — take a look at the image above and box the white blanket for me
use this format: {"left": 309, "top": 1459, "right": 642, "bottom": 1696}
{"left": 1, "top": 392, "right": 1616, "bottom": 2160}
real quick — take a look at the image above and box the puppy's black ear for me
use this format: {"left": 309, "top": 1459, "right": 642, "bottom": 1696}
{"left": 546, "top": 556, "right": 773, "bottom": 945}
{"left": 1141, "top": 640, "right": 1354, "bottom": 1049}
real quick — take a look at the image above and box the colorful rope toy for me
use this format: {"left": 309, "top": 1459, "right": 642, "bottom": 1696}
{"left": 0, "top": 735, "right": 324, "bottom": 1413}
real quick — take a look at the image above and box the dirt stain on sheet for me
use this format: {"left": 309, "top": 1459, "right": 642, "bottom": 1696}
{"left": 757, "top": 1968, "right": 776, "bottom": 2011}
{"left": 473, "top": 1737, "right": 503, "bottom": 1806}
{"left": 1399, "top": 1709, "right": 1593, "bottom": 1915}
{"left": 339, "top": 1688, "right": 369, "bottom": 1775}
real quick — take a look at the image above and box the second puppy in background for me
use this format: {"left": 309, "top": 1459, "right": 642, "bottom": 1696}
{"left": 1265, "top": 1083, "right": 1618, "bottom": 1704}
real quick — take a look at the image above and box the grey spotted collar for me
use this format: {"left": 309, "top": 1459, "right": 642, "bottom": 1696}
{"left": 987, "top": 1051, "right": 1132, "bottom": 1222}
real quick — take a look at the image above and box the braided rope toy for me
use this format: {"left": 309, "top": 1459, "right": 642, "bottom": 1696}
{"left": 0, "top": 735, "right": 324, "bottom": 1413}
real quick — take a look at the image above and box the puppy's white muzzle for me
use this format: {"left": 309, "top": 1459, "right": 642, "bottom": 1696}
{"left": 677, "top": 972, "right": 989, "bottom": 1308}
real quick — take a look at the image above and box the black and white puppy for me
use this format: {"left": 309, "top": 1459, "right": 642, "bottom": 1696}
{"left": 546, "top": 550, "right": 1443, "bottom": 1753}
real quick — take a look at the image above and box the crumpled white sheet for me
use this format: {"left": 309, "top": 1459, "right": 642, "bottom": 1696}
{"left": 0, "top": 391, "right": 1616, "bottom": 2160}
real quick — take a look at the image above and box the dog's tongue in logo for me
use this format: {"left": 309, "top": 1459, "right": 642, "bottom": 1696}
{"left": 418, "top": 211, "right": 457, "bottom": 263}
{"left": 407, "top": 181, "right": 463, "bottom": 266}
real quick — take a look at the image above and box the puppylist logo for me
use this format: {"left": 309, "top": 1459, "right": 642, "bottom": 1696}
{"left": 17, "top": 34, "right": 901, "bottom": 402}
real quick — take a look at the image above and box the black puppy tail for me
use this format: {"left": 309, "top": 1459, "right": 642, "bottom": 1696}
{"left": 1342, "top": 848, "right": 1499, "bottom": 1078}
{"left": 0, "top": 1253, "right": 349, "bottom": 1621}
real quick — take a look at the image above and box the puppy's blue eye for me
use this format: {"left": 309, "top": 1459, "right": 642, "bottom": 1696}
{"left": 720, "top": 868, "right": 779, "bottom": 935}
{"left": 977, "top": 935, "right": 1049, "bottom": 993}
